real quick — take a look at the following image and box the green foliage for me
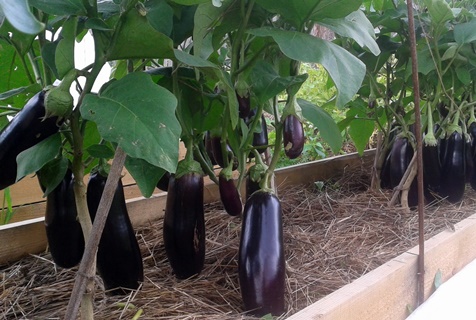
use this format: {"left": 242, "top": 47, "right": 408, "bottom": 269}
{"left": 80, "top": 72, "right": 181, "bottom": 174}
{"left": 16, "top": 133, "right": 62, "bottom": 182}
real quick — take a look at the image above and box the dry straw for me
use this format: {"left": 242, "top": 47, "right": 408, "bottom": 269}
{"left": 1, "top": 165, "right": 475, "bottom": 319}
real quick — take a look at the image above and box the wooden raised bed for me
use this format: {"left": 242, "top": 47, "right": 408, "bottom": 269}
{"left": 2, "top": 150, "right": 476, "bottom": 319}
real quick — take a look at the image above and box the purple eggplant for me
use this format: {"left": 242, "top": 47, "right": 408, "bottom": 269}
{"left": 163, "top": 165, "right": 205, "bottom": 279}
{"left": 237, "top": 93, "right": 251, "bottom": 119}
{"left": 209, "top": 134, "right": 237, "bottom": 169}
{"left": 156, "top": 171, "right": 171, "bottom": 192}
{"left": 87, "top": 171, "right": 144, "bottom": 295}
{"left": 218, "top": 169, "right": 242, "bottom": 216}
{"left": 283, "top": 115, "right": 304, "bottom": 159}
{"left": 422, "top": 144, "right": 442, "bottom": 202}
{"left": 0, "top": 91, "right": 60, "bottom": 190}
{"left": 440, "top": 131, "right": 466, "bottom": 203}
{"left": 238, "top": 190, "right": 285, "bottom": 316}
{"left": 44, "top": 169, "right": 84, "bottom": 268}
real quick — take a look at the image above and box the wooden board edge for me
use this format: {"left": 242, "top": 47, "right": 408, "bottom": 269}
{"left": 286, "top": 213, "right": 476, "bottom": 320}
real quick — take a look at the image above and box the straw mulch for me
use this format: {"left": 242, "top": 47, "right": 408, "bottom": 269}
{"left": 2, "top": 165, "right": 476, "bottom": 319}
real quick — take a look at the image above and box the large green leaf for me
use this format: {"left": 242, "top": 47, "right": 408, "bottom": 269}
{"left": 299, "top": 98, "right": 342, "bottom": 154}
{"left": 107, "top": 8, "right": 174, "bottom": 60}
{"left": 16, "top": 133, "right": 62, "bottom": 182}
{"left": 193, "top": 0, "right": 232, "bottom": 58}
{"left": 454, "top": 18, "right": 476, "bottom": 45}
{"left": 29, "top": 0, "right": 86, "bottom": 16}
{"left": 0, "top": 0, "right": 44, "bottom": 34}
{"left": 320, "top": 10, "right": 380, "bottom": 56}
{"left": 249, "top": 60, "right": 308, "bottom": 103}
{"left": 80, "top": 72, "right": 180, "bottom": 173}
{"left": 255, "top": 0, "right": 361, "bottom": 27}
{"left": 249, "top": 28, "right": 366, "bottom": 108}
{"left": 125, "top": 156, "right": 166, "bottom": 198}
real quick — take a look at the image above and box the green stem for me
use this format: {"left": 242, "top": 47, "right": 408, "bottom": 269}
{"left": 27, "top": 50, "right": 43, "bottom": 86}
{"left": 230, "top": 0, "right": 256, "bottom": 78}
{"left": 262, "top": 97, "right": 283, "bottom": 191}
{"left": 193, "top": 144, "right": 218, "bottom": 184}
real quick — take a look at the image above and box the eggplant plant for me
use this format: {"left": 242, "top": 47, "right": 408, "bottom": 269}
{"left": 0, "top": 0, "right": 389, "bottom": 318}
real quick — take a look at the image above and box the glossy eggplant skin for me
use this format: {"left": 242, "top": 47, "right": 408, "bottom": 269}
{"left": 283, "top": 115, "right": 304, "bottom": 159}
{"left": 209, "top": 135, "right": 237, "bottom": 169}
{"left": 470, "top": 123, "right": 476, "bottom": 190}
{"left": 422, "top": 144, "right": 442, "bottom": 202}
{"left": 163, "top": 173, "right": 205, "bottom": 279}
{"left": 238, "top": 190, "right": 285, "bottom": 316}
{"left": 0, "top": 91, "right": 59, "bottom": 190}
{"left": 253, "top": 115, "right": 269, "bottom": 155}
{"left": 237, "top": 93, "right": 251, "bottom": 119}
{"left": 245, "top": 175, "right": 261, "bottom": 201}
{"left": 87, "top": 172, "right": 144, "bottom": 295}
{"left": 389, "top": 136, "right": 418, "bottom": 207}
{"left": 219, "top": 173, "right": 242, "bottom": 216}
{"left": 204, "top": 131, "right": 218, "bottom": 166}
{"left": 439, "top": 131, "right": 466, "bottom": 203}
{"left": 156, "top": 171, "right": 171, "bottom": 192}
{"left": 44, "top": 170, "right": 85, "bottom": 268}
{"left": 465, "top": 138, "right": 474, "bottom": 183}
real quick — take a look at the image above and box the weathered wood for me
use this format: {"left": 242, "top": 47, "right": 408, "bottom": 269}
{"left": 287, "top": 214, "right": 476, "bottom": 320}
{"left": 0, "top": 218, "right": 48, "bottom": 265}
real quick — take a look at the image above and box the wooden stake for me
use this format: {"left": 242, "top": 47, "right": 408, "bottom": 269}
{"left": 64, "top": 147, "right": 127, "bottom": 319}
{"left": 406, "top": 0, "right": 426, "bottom": 306}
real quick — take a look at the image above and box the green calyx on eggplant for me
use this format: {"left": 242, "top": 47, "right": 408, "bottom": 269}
{"left": 283, "top": 114, "right": 304, "bottom": 159}
{"left": 245, "top": 163, "right": 267, "bottom": 201}
{"left": 238, "top": 190, "right": 286, "bottom": 316}
{"left": 87, "top": 171, "right": 144, "bottom": 295}
{"left": 218, "top": 166, "right": 242, "bottom": 216}
{"left": 44, "top": 69, "right": 77, "bottom": 120}
{"left": 235, "top": 77, "right": 251, "bottom": 119}
{"left": 43, "top": 169, "right": 85, "bottom": 268}
{"left": 163, "top": 159, "right": 205, "bottom": 279}
{"left": 439, "top": 130, "right": 466, "bottom": 203}
{"left": 0, "top": 91, "right": 60, "bottom": 190}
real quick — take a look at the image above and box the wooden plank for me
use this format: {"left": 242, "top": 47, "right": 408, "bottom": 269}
{"left": 0, "top": 218, "right": 47, "bottom": 266}
{"left": 286, "top": 214, "right": 476, "bottom": 320}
